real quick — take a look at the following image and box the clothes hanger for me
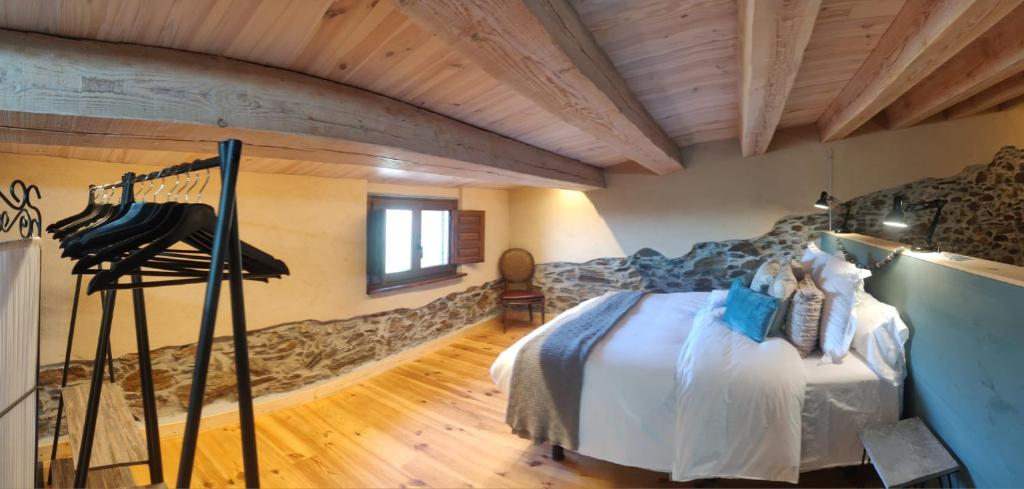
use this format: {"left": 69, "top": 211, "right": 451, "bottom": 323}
{"left": 47, "top": 186, "right": 98, "bottom": 233}
{"left": 50, "top": 187, "right": 116, "bottom": 239}
{"left": 89, "top": 203, "right": 219, "bottom": 292}
{"left": 60, "top": 156, "right": 287, "bottom": 291}
{"left": 63, "top": 168, "right": 192, "bottom": 258}
{"left": 56, "top": 177, "right": 134, "bottom": 242}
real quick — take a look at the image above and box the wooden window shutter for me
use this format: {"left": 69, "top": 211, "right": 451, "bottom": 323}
{"left": 366, "top": 207, "right": 386, "bottom": 289}
{"left": 452, "top": 210, "right": 485, "bottom": 264}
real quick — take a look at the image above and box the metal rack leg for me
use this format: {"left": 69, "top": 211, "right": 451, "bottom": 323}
{"left": 106, "top": 338, "right": 116, "bottom": 383}
{"left": 227, "top": 210, "right": 260, "bottom": 488}
{"left": 176, "top": 139, "right": 244, "bottom": 489}
{"left": 99, "top": 289, "right": 116, "bottom": 384}
{"left": 48, "top": 273, "right": 83, "bottom": 484}
{"left": 74, "top": 289, "right": 118, "bottom": 488}
{"left": 131, "top": 274, "right": 163, "bottom": 484}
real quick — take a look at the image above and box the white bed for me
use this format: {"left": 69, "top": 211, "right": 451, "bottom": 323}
{"left": 491, "top": 292, "right": 901, "bottom": 475}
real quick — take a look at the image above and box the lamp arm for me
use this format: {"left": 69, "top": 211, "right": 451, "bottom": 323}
{"left": 907, "top": 199, "right": 947, "bottom": 248}
{"left": 826, "top": 195, "right": 848, "bottom": 207}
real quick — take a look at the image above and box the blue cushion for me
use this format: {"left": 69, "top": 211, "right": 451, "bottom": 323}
{"left": 723, "top": 278, "right": 781, "bottom": 343}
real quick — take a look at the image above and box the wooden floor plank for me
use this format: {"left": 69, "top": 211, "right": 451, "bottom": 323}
{"left": 119, "top": 317, "right": 876, "bottom": 487}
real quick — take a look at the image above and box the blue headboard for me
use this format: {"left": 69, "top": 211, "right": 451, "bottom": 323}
{"left": 821, "top": 233, "right": 1024, "bottom": 488}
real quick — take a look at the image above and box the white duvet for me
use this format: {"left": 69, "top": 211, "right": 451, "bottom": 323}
{"left": 491, "top": 291, "right": 899, "bottom": 483}
{"left": 672, "top": 292, "right": 805, "bottom": 483}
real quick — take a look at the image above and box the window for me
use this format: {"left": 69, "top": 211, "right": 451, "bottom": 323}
{"left": 367, "top": 196, "right": 461, "bottom": 293}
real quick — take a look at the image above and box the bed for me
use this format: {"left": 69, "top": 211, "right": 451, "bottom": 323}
{"left": 491, "top": 291, "right": 901, "bottom": 480}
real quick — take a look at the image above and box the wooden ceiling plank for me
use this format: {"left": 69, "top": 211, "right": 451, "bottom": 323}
{"left": 393, "top": 0, "right": 684, "bottom": 175}
{"left": 738, "top": 0, "right": 821, "bottom": 157}
{"left": 0, "top": 30, "right": 603, "bottom": 190}
{"left": 815, "top": 0, "right": 1024, "bottom": 142}
{"left": 885, "top": 5, "right": 1024, "bottom": 129}
{"left": 946, "top": 71, "right": 1024, "bottom": 119}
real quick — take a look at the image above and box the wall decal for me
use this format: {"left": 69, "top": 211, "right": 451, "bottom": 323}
{"left": 0, "top": 180, "right": 42, "bottom": 238}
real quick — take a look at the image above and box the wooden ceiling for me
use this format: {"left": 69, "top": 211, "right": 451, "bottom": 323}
{"left": 1, "top": 0, "right": 1023, "bottom": 188}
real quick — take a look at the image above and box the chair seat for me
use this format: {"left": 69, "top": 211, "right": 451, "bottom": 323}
{"left": 502, "top": 289, "right": 545, "bottom": 300}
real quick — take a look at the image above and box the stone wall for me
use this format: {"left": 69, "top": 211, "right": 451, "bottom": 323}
{"left": 844, "top": 146, "right": 1023, "bottom": 265}
{"left": 535, "top": 213, "right": 830, "bottom": 314}
{"left": 39, "top": 280, "right": 501, "bottom": 439}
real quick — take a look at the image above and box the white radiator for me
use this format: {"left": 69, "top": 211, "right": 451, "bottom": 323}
{"left": 0, "top": 238, "right": 41, "bottom": 489}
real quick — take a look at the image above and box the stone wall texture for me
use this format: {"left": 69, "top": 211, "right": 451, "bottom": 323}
{"left": 39, "top": 280, "right": 501, "bottom": 438}
{"left": 844, "top": 146, "right": 1023, "bottom": 265}
{"left": 39, "top": 147, "right": 1022, "bottom": 439}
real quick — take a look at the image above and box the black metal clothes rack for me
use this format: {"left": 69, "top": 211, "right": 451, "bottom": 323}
{"left": 50, "top": 139, "right": 266, "bottom": 488}
{"left": 46, "top": 273, "right": 119, "bottom": 485}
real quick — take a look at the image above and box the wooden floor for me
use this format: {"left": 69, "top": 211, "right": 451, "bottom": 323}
{"left": 108, "top": 316, "right": 878, "bottom": 488}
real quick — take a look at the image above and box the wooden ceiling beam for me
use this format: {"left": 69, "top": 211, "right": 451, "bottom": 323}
{"left": 737, "top": 0, "right": 821, "bottom": 157}
{"left": 0, "top": 30, "right": 604, "bottom": 190}
{"left": 816, "top": 0, "right": 1024, "bottom": 142}
{"left": 946, "top": 71, "right": 1024, "bottom": 119}
{"left": 885, "top": 5, "right": 1024, "bottom": 129}
{"left": 393, "top": 0, "right": 684, "bottom": 175}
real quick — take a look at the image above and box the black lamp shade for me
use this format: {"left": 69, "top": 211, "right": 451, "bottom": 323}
{"left": 883, "top": 196, "right": 908, "bottom": 228}
{"left": 814, "top": 191, "right": 830, "bottom": 209}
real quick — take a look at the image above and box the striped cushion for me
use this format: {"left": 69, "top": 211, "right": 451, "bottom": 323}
{"left": 785, "top": 276, "right": 824, "bottom": 357}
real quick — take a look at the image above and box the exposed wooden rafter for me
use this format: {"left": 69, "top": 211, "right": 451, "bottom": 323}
{"left": 737, "top": 0, "right": 820, "bottom": 157}
{"left": 885, "top": 5, "right": 1024, "bottom": 129}
{"left": 393, "top": 0, "right": 684, "bottom": 175}
{"left": 946, "top": 71, "right": 1024, "bottom": 119}
{"left": 0, "top": 30, "right": 604, "bottom": 190}
{"left": 816, "top": 0, "right": 1024, "bottom": 142}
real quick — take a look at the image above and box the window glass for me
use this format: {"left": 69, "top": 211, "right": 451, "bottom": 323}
{"left": 420, "top": 210, "right": 450, "bottom": 268}
{"left": 384, "top": 208, "right": 412, "bottom": 274}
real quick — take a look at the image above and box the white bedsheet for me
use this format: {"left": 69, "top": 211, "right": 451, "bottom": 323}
{"left": 491, "top": 291, "right": 901, "bottom": 478}
{"left": 800, "top": 351, "right": 901, "bottom": 471}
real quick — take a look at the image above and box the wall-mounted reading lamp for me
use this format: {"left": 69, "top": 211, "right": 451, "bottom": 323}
{"left": 814, "top": 191, "right": 852, "bottom": 232}
{"left": 882, "top": 195, "right": 947, "bottom": 252}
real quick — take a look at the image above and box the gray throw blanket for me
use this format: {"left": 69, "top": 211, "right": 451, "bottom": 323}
{"left": 506, "top": 291, "right": 646, "bottom": 449}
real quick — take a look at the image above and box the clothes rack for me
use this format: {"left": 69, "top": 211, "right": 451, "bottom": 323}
{"left": 45, "top": 139, "right": 285, "bottom": 488}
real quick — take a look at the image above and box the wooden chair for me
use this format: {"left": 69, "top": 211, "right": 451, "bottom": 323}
{"left": 498, "top": 248, "right": 545, "bottom": 331}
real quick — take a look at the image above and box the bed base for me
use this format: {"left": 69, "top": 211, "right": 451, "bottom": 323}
{"left": 551, "top": 444, "right": 565, "bottom": 461}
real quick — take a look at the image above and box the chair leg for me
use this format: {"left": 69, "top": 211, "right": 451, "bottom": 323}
{"left": 501, "top": 302, "right": 507, "bottom": 333}
{"left": 541, "top": 300, "right": 546, "bottom": 324}
{"left": 528, "top": 303, "right": 534, "bottom": 322}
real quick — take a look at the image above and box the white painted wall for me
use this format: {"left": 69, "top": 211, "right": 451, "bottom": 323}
{"left": 511, "top": 107, "right": 1024, "bottom": 263}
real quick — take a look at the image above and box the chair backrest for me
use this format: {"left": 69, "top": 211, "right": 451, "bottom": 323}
{"left": 499, "top": 248, "right": 535, "bottom": 290}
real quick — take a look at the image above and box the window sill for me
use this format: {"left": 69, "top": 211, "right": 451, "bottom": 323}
{"left": 367, "top": 272, "right": 468, "bottom": 295}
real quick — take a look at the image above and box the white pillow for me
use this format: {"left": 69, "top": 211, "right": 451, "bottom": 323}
{"left": 818, "top": 255, "right": 871, "bottom": 363}
{"left": 800, "top": 242, "right": 834, "bottom": 286}
{"left": 852, "top": 293, "right": 910, "bottom": 386}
